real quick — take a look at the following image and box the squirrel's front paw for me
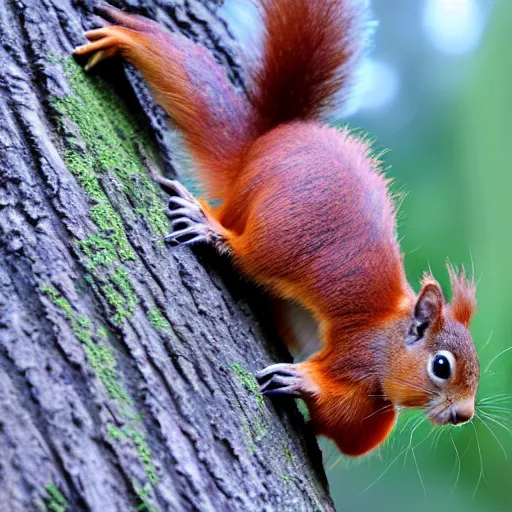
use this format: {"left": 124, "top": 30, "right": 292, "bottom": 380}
{"left": 156, "top": 177, "right": 231, "bottom": 254}
{"left": 256, "top": 363, "right": 317, "bottom": 398}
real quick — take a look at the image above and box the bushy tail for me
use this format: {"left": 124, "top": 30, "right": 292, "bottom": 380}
{"left": 251, "top": 0, "right": 368, "bottom": 131}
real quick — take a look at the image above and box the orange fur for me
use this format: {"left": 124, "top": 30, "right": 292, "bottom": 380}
{"left": 253, "top": 0, "right": 365, "bottom": 127}
{"left": 448, "top": 265, "right": 477, "bottom": 328}
{"left": 74, "top": 1, "right": 479, "bottom": 457}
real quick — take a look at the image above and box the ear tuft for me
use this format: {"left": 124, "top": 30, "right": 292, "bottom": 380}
{"left": 448, "top": 264, "right": 477, "bottom": 328}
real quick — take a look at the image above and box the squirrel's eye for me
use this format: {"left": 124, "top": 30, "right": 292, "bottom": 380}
{"left": 429, "top": 350, "right": 455, "bottom": 382}
{"left": 433, "top": 355, "right": 451, "bottom": 379}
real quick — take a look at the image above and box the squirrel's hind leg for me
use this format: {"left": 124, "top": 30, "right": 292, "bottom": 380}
{"left": 156, "top": 177, "right": 233, "bottom": 255}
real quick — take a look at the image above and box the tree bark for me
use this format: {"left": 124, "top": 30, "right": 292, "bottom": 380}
{"left": 0, "top": 1, "right": 334, "bottom": 511}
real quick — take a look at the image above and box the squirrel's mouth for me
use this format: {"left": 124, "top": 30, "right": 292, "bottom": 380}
{"left": 427, "top": 407, "right": 452, "bottom": 426}
{"left": 427, "top": 399, "right": 475, "bottom": 427}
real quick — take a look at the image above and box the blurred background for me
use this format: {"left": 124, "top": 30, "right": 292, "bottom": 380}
{"left": 222, "top": 0, "right": 512, "bottom": 510}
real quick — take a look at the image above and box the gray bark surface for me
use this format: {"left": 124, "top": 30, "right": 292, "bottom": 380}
{"left": 0, "top": 0, "right": 335, "bottom": 511}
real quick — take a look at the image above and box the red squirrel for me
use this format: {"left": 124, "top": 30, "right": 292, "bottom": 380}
{"left": 74, "top": 1, "right": 480, "bottom": 456}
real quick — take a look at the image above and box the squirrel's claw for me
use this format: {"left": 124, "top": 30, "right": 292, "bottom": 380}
{"left": 84, "top": 49, "right": 115, "bottom": 71}
{"left": 162, "top": 180, "right": 211, "bottom": 247}
{"left": 256, "top": 363, "right": 315, "bottom": 398}
{"left": 156, "top": 177, "right": 197, "bottom": 202}
{"left": 158, "top": 177, "right": 231, "bottom": 254}
{"left": 164, "top": 224, "right": 209, "bottom": 246}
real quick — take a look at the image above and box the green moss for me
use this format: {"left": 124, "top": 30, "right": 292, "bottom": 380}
{"left": 54, "top": 58, "right": 169, "bottom": 242}
{"left": 282, "top": 443, "right": 294, "bottom": 463}
{"left": 241, "top": 421, "right": 256, "bottom": 455}
{"left": 231, "top": 362, "right": 267, "bottom": 452}
{"left": 231, "top": 362, "right": 265, "bottom": 410}
{"left": 89, "top": 202, "right": 135, "bottom": 262}
{"left": 76, "top": 315, "right": 91, "bottom": 329}
{"left": 52, "top": 58, "right": 176, "bottom": 326}
{"left": 131, "top": 429, "right": 158, "bottom": 484}
{"left": 107, "top": 424, "right": 158, "bottom": 485}
{"left": 63, "top": 149, "right": 102, "bottom": 201}
{"left": 253, "top": 417, "right": 267, "bottom": 440}
{"left": 62, "top": 146, "right": 136, "bottom": 264}
{"left": 42, "top": 285, "right": 131, "bottom": 403}
{"left": 107, "top": 423, "right": 125, "bottom": 440}
{"left": 83, "top": 274, "right": 95, "bottom": 286}
{"left": 42, "top": 285, "right": 157, "bottom": 488}
{"left": 101, "top": 267, "right": 138, "bottom": 324}
{"left": 41, "top": 285, "right": 74, "bottom": 317}
{"left": 80, "top": 235, "right": 118, "bottom": 270}
{"left": 84, "top": 340, "right": 131, "bottom": 403}
{"left": 240, "top": 415, "right": 267, "bottom": 456}
{"left": 133, "top": 481, "right": 160, "bottom": 512}
{"left": 45, "top": 483, "right": 68, "bottom": 512}
{"left": 112, "top": 267, "right": 134, "bottom": 297}
{"left": 147, "top": 308, "right": 172, "bottom": 331}
{"left": 47, "top": 51, "right": 62, "bottom": 64}
{"left": 46, "top": 55, "right": 171, "bottom": 500}
{"left": 280, "top": 474, "right": 292, "bottom": 485}
{"left": 102, "top": 284, "right": 124, "bottom": 321}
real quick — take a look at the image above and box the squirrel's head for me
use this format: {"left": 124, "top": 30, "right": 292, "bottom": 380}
{"left": 383, "top": 266, "right": 479, "bottom": 426}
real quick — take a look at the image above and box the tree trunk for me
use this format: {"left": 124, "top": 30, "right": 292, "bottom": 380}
{"left": 0, "top": 1, "right": 334, "bottom": 511}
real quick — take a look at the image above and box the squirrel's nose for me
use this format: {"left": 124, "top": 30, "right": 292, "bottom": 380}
{"left": 450, "top": 401, "right": 474, "bottom": 425}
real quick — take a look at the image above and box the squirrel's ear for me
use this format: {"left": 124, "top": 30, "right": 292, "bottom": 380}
{"left": 407, "top": 280, "right": 444, "bottom": 344}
